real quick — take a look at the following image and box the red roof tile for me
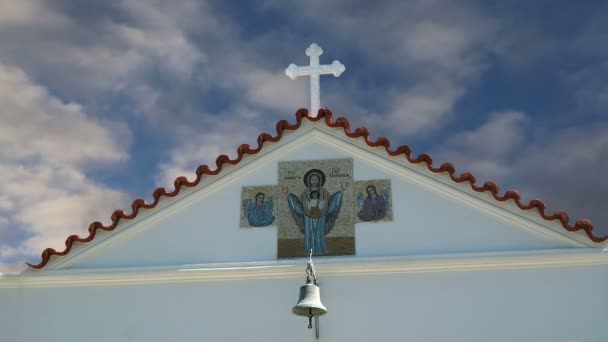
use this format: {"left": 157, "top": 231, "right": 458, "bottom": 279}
{"left": 27, "top": 108, "right": 606, "bottom": 269}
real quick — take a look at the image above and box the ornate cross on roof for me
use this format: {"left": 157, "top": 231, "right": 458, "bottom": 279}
{"left": 285, "top": 43, "right": 345, "bottom": 117}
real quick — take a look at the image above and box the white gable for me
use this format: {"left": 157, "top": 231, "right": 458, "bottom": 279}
{"left": 39, "top": 121, "right": 595, "bottom": 271}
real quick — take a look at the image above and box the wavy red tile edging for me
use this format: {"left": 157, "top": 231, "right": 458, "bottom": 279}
{"left": 27, "top": 108, "right": 606, "bottom": 269}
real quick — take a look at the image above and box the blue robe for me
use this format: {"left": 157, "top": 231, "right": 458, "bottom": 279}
{"left": 287, "top": 189, "right": 343, "bottom": 254}
{"left": 357, "top": 195, "right": 386, "bottom": 221}
{"left": 243, "top": 198, "right": 275, "bottom": 227}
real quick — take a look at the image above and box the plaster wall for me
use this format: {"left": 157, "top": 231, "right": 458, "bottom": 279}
{"left": 1, "top": 265, "right": 608, "bottom": 342}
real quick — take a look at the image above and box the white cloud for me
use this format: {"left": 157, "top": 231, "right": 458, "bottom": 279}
{"left": 366, "top": 79, "right": 465, "bottom": 136}
{"left": 435, "top": 111, "right": 529, "bottom": 181}
{"left": 445, "top": 111, "right": 528, "bottom": 159}
{"left": 561, "top": 61, "right": 608, "bottom": 112}
{"left": 0, "top": 64, "right": 131, "bottom": 270}
{"left": 0, "top": 64, "right": 129, "bottom": 165}
{"left": 104, "top": 10, "right": 203, "bottom": 79}
{"left": 0, "top": 0, "right": 205, "bottom": 101}
{"left": 0, "top": 0, "right": 66, "bottom": 27}
{"left": 239, "top": 68, "right": 308, "bottom": 113}
{"left": 155, "top": 107, "right": 272, "bottom": 189}
{"left": 398, "top": 19, "right": 492, "bottom": 75}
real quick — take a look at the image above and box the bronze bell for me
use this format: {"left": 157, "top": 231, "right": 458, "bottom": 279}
{"left": 292, "top": 277, "right": 327, "bottom": 329}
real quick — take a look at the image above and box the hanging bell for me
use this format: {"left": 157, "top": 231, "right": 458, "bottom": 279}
{"left": 292, "top": 277, "right": 327, "bottom": 328}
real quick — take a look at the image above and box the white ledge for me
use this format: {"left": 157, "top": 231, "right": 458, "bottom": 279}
{"left": 2, "top": 248, "right": 607, "bottom": 288}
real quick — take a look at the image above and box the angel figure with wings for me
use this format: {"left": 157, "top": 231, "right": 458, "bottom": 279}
{"left": 356, "top": 184, "right": 390, "bottom": 222}
{"left": 242, "top": 192, "right": 275, "bottom": 227}
{"left": 283, "top": 169, "right": 347, "bottom": 255}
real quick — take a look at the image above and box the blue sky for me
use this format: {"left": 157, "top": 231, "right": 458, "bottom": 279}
{"left": 1, "top": 0, "right": 607, "bottom": 271}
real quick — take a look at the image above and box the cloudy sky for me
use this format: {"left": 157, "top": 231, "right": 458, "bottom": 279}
{"left": 1, "top": 0, "right": 607, "bottom": 271}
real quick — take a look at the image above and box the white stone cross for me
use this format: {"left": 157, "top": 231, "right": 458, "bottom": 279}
{"left": 285, "top": 43, "right": 345, "bottom": 117}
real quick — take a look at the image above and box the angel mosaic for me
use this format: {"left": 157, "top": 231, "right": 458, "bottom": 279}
{"left": 242, "top": 191, "right": 276, "bottom": 227}
{"left": 356, "top": 184, "right": 391, "bottom": 222}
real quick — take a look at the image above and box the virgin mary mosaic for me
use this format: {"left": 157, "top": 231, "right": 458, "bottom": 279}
{"left": 278, "top": 159, "right": 354, "bottom": 258}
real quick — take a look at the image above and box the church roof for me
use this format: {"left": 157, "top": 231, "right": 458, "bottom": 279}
{"left": 27, "top": 108, "right": 606, "bottom": 269}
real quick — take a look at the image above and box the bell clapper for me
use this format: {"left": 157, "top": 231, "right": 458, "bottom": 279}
{"left": 308, "top": 308, "right": 313, "bottom": 329}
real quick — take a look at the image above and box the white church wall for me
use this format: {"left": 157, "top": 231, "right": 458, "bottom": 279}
{"left": 2, "top": 264, "right": 608, "bottom": 342}
{"left": 0, "top": 287, "right": 22, "bottom": 341}
{"left": 61, "top": 134, "right": 580, "bottom": 270}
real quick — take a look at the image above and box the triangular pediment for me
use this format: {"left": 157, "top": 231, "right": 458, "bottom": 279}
{"left": 28, "top": 110, "right": 604, "bottom": 271}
